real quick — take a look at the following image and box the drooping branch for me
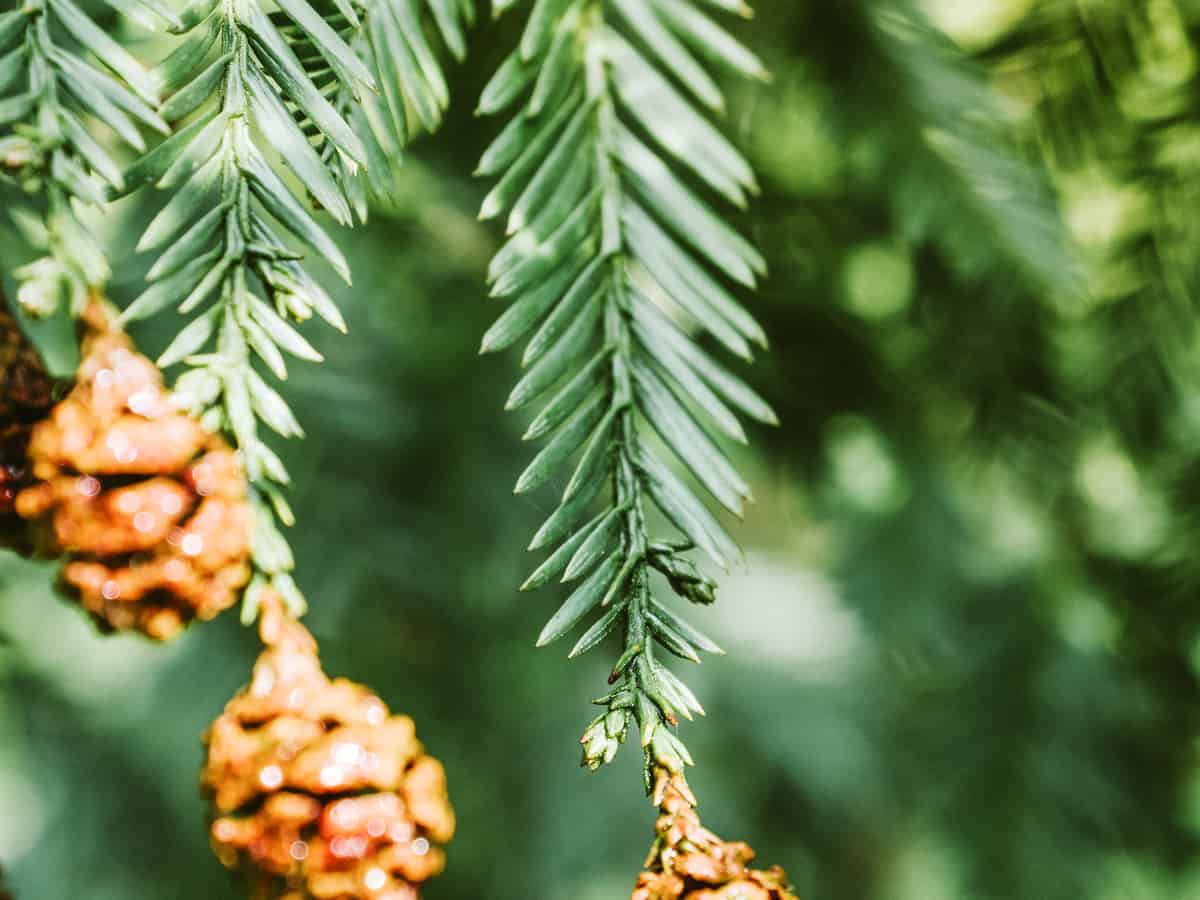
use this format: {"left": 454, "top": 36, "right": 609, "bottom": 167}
{"left": 478, "top": 0, "right": 774, "bottom": 784}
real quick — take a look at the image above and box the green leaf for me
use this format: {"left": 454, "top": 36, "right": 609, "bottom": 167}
{"left": 237, "top": 132, "right": 352, "bottom": 282}
{"left": 136, "top": 152, "right": 221, "bottom": 252}
{"left": 524, "top": 349, "right": 611, "bottom": 440}
{"left": 508, "top": 99, "right": 593, "bottom": 233}
{"left": 479, "top": 87, "right": 583, "bottom": 219}
{"left": 646, "top": 608, "right": 701, "bottom": 663}
{"left": 480, "top": 252, "right": 589, "bottom": 354}
{"left": 223, "top": 370, "right": 258, "bottom": 453}
{"left": 491, "top": 195, "right": 599, "bottom": 297}
{"left": 527, "top": 4, "right": 580, "bottom": 117}
{"left": 145, "top": 200, "right": 229, "bottom": 281}
{"left": 608, "top": 33, "right": 755, "bottom": 205}
{"left": 49, "top": 0, "right": 160, "bottom": 105}
{"left": 490, "top": 179, "right": 593, "bottom": 282}
{"left": 428, "top": 0, "right": 468, "bottom": 60}
{"left": 241, "top": 312, "right": 288, "bottom": 380}
{"left": 630, "top": 291, "right": 775, "bottom": 423}
{"left": 160, "top": 51, "right": 231, "bottom": 122}
{"left": 648, "top": 0, "right": 768, "bottom": 81}
{"left": 373, "top": 1, "right": 440, "bottom": 133}
{"left": 568, "top": 599, "right": 626, "bottom": 658}
{"left": 520, "top": 0, "right": 573, "bottom": 60}
{"left": 515, "top": 388, "right": 607, "bottom": 493}
{"left": 58, "top": 110, "right": 124, "bottom": 190}
{"left": 246, "top": 293, "right": 323, "bottom": 362}
{"left": 124, "top": 249, "right": 220, "bottom": 321}
{"left": 177, "top": 255, "right": 231, "bottom": 314}
{"left": 0, "top": 92, "right": 34, "bottom": 125}
{"left": 477, "top": 83, "right": 583, "bottom": 178}
{"left": 649, "top": 599, "right": 723, "bottom": 654}
{"left": 244, "top": 62, "right": 351, "bottom": 225}
{"left": 615, "top": 124, "right": 765, "bottom": 286}
{"left": 477, "top": 45, "right": 537, "bottom": 116}
{"left": 242, "top": 1, "right": 365, "bottom": 164}
{"left": 246, "top": 366, "right": 303, "bottom": 437}
{"left": 510, "top": 141, "right": 596, "bottom": 247}
{"left": 156, "top": 107, "right": 228, "bottom": 189}
{"left": 0, "top": 46, "right": 26, "bottom": 94}
{"left": 632, "top": 356, "right": 751, "bottom": 516}
{"left": 157, "top": 304, "right": 220, "bottom": 367}
{"left": 51, "top": 54, "right": 146, "bottom": 149}
{"left": 638, "top": 448, "right": 740, "bottom": 570}
{"left": 563, "top": 504, "right": 621, "bottom": 581}
{"left": 623, "top": 199, "right": 764, "bottom": 355}
{"left": 633, "top": 327, "right": 745, "bottom": 444}
{"left": 122, "top": 110, "right": 221, "bottom": 194}
{"left": 106, "top": 0, "right": 184, "bottom": 31}
{"left": 522, "top": 258, "right": 605, "bottom": 365}
{"left": 562, "top": 406, "right": 614, "bottom": 503}
{"left": 609, "top": 0, "right": 723, "bottom": 112}
{"left": 392, "top": 0, "right": 449, "bottom": 111}
{"left": 274, "top": 0, "right": 376, "bottom": 93}
{"left": 529, "top": 438, "right": 608, "bottom": 550}
{"left": 0, "top": 10, "right": 28, "bottom": 51}
{"left": 506, "top": 273, "right": 603, "bottom": 409}
{"left": 521, "top": 508, "right": 608, "bottom": 591}
{"left": 653, "top": 662, "right": 705, "bottom": 718}
{"left": 152, "top": 15, "right": 218, "bottom": 94}
{"left": 537, "top": 552, "right": 623, "bottom": 646}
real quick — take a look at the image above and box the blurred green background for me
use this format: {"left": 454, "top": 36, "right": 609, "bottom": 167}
{"left": 7, "top": 0, "right": 1200, "bottom": 897}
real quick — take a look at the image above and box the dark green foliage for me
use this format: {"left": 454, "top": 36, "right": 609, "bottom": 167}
{"left": 477, "top": 0, "right": 775, "bottom": 780}
{"left": 0, "top": 0, "right": 168, "bottom": 310}
{"left": 120, "top": 0, "right": 468, "bottom": 612}
{"left": 5, "top": 1, "right": 1200, "bottom": 899}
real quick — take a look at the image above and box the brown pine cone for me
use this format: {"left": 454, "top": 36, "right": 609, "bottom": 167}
{"left": 12, "top": 300, "right": 252, "bottom": 639}
{"left": 632, "top": 768, "right": 798, "bottom": 900}
{"left": 0, "top": 292, "right": 56, "bottom": 551}
{"left": 202, "top": 595, "right": 455, "bottom": 900}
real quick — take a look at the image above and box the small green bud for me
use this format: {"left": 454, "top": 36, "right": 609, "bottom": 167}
{"left": 15, "top": 256, "right": 68, "bottom": 318}
{"left": 604, "top": 708, "right": 628, "bottom": 740}
{"left": 649, "top": 551, "right": 717, "bottom": 605}
{"left": 173, "top": 369, "right": 223, "bottom": 414}
{"left": 580, "top": 717, "right": 610, "bottom": 770}
{"left": 652, "top": 729, "right": 693, "bottom": 771}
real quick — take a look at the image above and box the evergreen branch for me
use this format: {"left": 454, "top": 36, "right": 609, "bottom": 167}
{"left": 865, "top": 0, "right": 1081, "bottom": 297}
{"left": 120, "top": 0, "right": 469, "bottom": 617}
{"left": 477, "top": 0, "right": 774, "bottom": 784}
{"left": 276, "top": 0, "right": 474, "bottom": 218}
{"left": 121, "top": 0, "right": 373, "bottom": 614}
{"left": 0, "top": 0, "right": 169, "bottom": 313}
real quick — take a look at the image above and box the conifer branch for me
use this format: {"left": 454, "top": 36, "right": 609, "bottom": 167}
{"left": 121, "top": 0, "right": 468, "bottom": 615}
{"left": 0, "top": 0, "right": 168, "bottom": 313}
{"left": 477, "top": 0, "right": 774, "bottom": 784}
{"left": 279, "top": 0, "right": 474, "bottom": 217}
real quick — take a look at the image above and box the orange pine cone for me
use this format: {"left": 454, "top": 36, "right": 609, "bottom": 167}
{"left": 12, "top": 300, "right": 252, "bottom": 639}
{"left": 202, "top": 595, "right": 454, "bottom": 900}
{"left": 632, "top": 768, "right": 798, "bottom": 900}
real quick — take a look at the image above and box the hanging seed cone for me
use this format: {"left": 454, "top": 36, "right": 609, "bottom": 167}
{"left": 0, "top": 292, "right": 56, "bottom": 553}
{"left": 632, "top": 768, "right": 798, "bottom": 900}
{"left": 202, "top": 594, "right": 455, "bottom": 900}
{"left": 12, "top": 300, "right": 252, "bottom": 639}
